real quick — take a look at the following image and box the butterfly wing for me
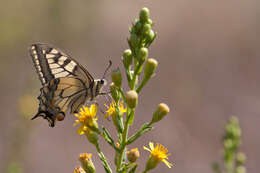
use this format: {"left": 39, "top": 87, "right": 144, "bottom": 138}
{"left": 32, "top": 77, "right": 88, "bottom": 127}
{"left": 30, "top": 43, "right": 94, "bottom": 86}
{"left": 30, "top": 43, "right": 94, "bottom": 127}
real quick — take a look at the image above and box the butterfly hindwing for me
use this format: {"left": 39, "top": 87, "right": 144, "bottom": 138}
{"left": 53, "top": 77, "right": 87, "bottom": 113}
{"left": 33, "top": 77, "right": 87, "bottom": 127}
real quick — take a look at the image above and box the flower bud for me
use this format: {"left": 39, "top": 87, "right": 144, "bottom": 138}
{"left": 126, "top": 90, "right": 138, "bottom": 108}
{"left": 139, "top": 7, "right": 150, "bottom": 23}
{"left": 114, "top": 143, "right": 120, "bottom": 165}
{"left": 122, "top": 49, "right": 133, "bottom": 68}
{"left": 137, "top": 47, "right": 148, "bottom": 63}
{"left": 143, "top": 23, "right": 151, "bottom": 35}
{"left": 144, "top": 58, "right": 158, "bottom": 79}
{"left": 230, "top": 116, "right": 239, "bottom": 124}
{"left": 226, "top": 116, "right": 241, "bottom": 138}
{"left": 111, "top": 69, "right": 122, "bottom": 87}
{"left": 85, "top": 129, "right": 99, "bottom": 146}
{"left": 151, "top": 103, "right": 170, "bottom": 123}
{"left": 129, "top": 33, "right": 139, "bottom": 47}
{"left": 148, "top": 19, "right": 153, "bottom": 25}
{"left": 236, "top": 166, "right": 246, "bottom": 173}
{"left": 224, "top": 139, "right": 233, "bottom": 149}
{"left": 79, "top": 153, "right": 96, "bottom": 173}
{"left": 134, "top": 20, "right": 142, "bottom": 33}
{"left": 145, "top": 155, "right": 160, "bottom": 171}
{"left": 73, "top": 166, "right": 86, "bottom": 173}
{"left": 147, "top": 30, "right": 155, "bottom": 42}
{"left": 110, "top": 83, "right": 119, "bottom": 102}
{"left": 236, "top": 152, "right": 246, "bottom": 165}
{"left": 127, "top": 148, "right": 140, "bottom": 163}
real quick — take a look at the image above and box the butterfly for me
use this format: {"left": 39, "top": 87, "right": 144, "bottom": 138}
{"left": 30, "top": 43, "right": 110, "bottom": 127}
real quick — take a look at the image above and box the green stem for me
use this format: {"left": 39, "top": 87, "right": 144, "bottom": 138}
{"left": 95, "top": 143, "right": 112, "bottom": 173}
{"left": 116, "top": 109, "right": 132, "bottom": 172}
{"left": 125, "top": 67, "right": 132, "bottom": 84}
{"left": 129, "top": 75, "right": 137, "bottom": 90}
{"left": 118, "top": 88, "right": 127, "bottom": 103}
{"left": 136, "top": 77, "right": 148, "bottom": 93}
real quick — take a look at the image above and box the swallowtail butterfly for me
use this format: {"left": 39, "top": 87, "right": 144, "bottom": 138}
{"left": 30, "top": 43, "right": 109, "bottom": 127}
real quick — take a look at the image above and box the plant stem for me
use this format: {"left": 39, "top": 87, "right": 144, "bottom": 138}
{"left": 136, "top": 78, "right": 147, "bottom": 93}
{"left": 116, "top": 109, "right": 132, "bottom": 172}
{"left": 95, "top": 143, "right": 112, "bottom": 173}
{"left": 118, "top": 88, "right": 127, "bottom": 103}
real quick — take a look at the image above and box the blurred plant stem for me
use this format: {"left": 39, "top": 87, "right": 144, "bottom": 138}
{"left": 212, "top": 116, "right": 246, "bottom": 173}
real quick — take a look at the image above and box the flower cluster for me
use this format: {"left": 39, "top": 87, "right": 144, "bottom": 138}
{"left": 73, "top": 7, "right": 172, "bottom": 173}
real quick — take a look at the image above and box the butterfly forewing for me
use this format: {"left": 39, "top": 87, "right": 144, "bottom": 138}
{"left": 30, "top": 43, "right": 94, "bottom": 86}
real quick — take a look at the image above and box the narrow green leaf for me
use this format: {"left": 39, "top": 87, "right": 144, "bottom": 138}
{"left": 128, "top": 164, "right": 138, "bottom": 173}
{"left": 126, "top": 123, "right": 153, "bottom": 145}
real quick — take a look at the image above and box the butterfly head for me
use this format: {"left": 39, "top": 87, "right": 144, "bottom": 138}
{"left": 92, "top": 60, "right": 112, "bottom": 98}
{"left": 100, "top": 79, "right": 107, "bottom": 86}
{"left": 93, "top": 79, "right": 107, "bottom": 97}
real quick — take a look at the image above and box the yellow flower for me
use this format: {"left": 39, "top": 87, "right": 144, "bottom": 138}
{"left": 143, "top": 142, "right": 173, "bottom": 170}
{"left": 74, "top": 104, "right": 98, "bottom": 135}
{"left": 73, "top": 166, "right": 86, "bottom": 173}
{"left": 79, "top": 153, "right": 93, "bottom": 162}
{"left": 104, "top": 101, "right": 126, "bottom": 119}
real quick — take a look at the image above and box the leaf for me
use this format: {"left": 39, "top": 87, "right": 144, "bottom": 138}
{"left": 128, "top": 164, "right": 138, "bottom": 173}
{"left": 126, "top": 122, "right": 153, "bottom": 145}
{"left": 102, "top": 127, "right": 119, "bottom": 152}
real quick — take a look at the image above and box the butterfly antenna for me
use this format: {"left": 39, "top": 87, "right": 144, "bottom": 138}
{"left": 102, "top": 60, "right": 112, "bottom": 79}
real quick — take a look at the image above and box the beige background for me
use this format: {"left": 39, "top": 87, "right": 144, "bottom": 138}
{"left": 0, "top": 0, "right": 258, "bottom": 173}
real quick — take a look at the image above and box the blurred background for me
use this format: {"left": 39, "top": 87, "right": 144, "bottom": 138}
{"left": 0, "top": 0, "right": 258, "bottom": 172}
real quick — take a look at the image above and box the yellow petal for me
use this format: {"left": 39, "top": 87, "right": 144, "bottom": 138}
{"left": 104, "top": 113, "right": 109, "bottom": 119}
{"left": 77, "top": 127, "right": 84, "bottom": 135}
{"left": 90, "top": 104, "right": 97, "bottom": 115}
{"left": 143, "top": 146, "right": 151, "bottom": 152}
{"left": 149, "top": 142, "right": 154, "bottom": 150}
{"left": 162, "top": 159, "right": 173, "bottom": 168}
{"left": 83, "top": 106, "right": 90, "bottom": 115}
{"left": 73, "top": 120, "right": 80, "bottom": 126}
{"left": 104, "top": 104, "right": 109, "bottom": 109}
{"left": 80, "top": 107, "right": 84, "bottom": 113}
